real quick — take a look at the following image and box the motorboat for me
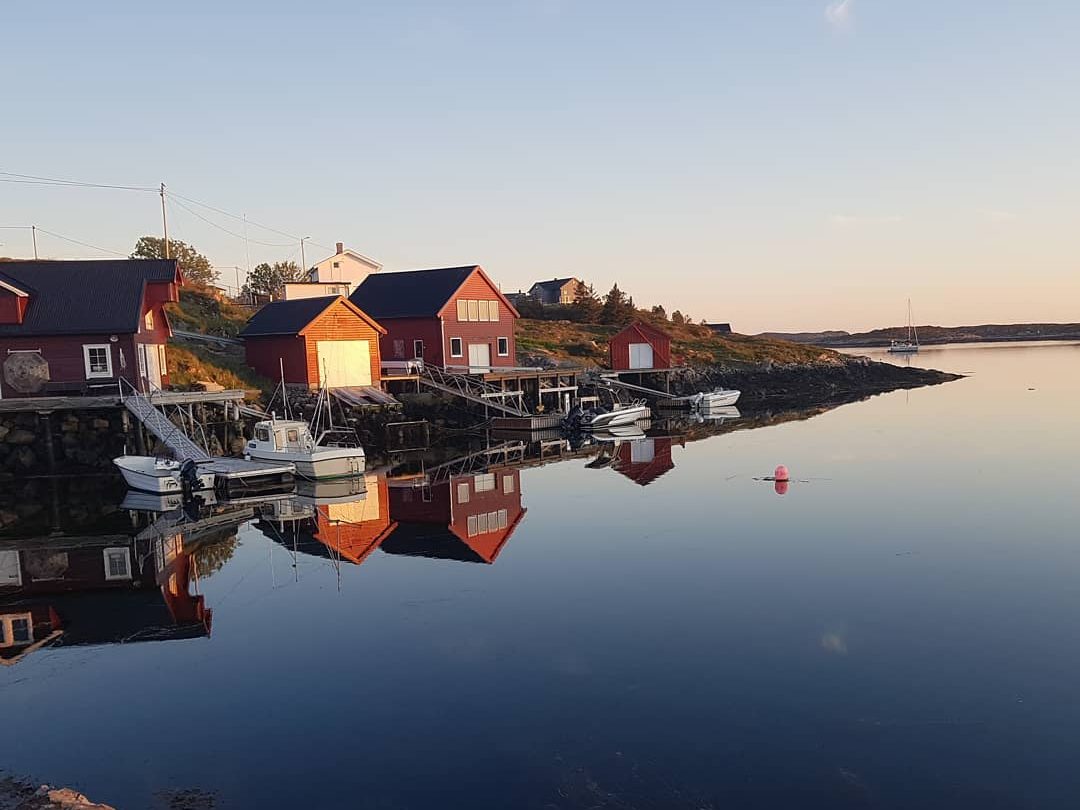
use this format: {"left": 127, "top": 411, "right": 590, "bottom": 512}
{"left": 564, "top": 399, "right": 652, "bottom": 431}
{"left": 662, "top": 389, "right": 741, "bottom": 410}
{"left": 245, "top": 419, "right": 365, "bottom": 480}
{"left": 113, "top": 455, "right": 215, "bottom": 494}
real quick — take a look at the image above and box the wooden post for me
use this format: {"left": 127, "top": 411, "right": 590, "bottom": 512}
{"left": 38, "top": 411, "right": 56, "bottom": 474}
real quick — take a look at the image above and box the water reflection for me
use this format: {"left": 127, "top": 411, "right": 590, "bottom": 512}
{"left": 0, "top": 497, "right": 250, "bottom": 665}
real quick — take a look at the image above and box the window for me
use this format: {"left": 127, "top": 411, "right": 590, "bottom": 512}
{"left": 503, "top": 474, "right": 515, "bottom": 494}
{"left": 118, "top": 348, "right": 126, "bottom": 370}
{"left": 450, "top": 337, "right": 463, "bottom": 358}
{"left": 489, "top": 300, "right": 499, "bottom": 323}
{"left": 0, "top": 614, "right": 33, "bottom": 648}
{"left": 286, "top": 429, "right": 299, "bottom": 443}
{"left": 497, "top": 337, "right": 509, "bottom": 356}
{"left": 256, "top": 427, "right": 271, "bottom": 442}
{"left": 157, "top": 345, "right": 168, "bottom": 375}
{"left": 478, "top": 512, "right": 489, "bottom": 534}
{"left": 457, "top": 482, "right": 470, "bottom": 503}
{"left": 103, "top": 547, "right": 131, "bottom": 581}
{"left": 144, "top": 309, "right": 154, "bottom": 331}
{"left": 474, "top": 473, "right": 496, "bottom": 492}
{"left": 478, "top": 300, "right": 490, "bottom": 322}
{"left": 467, "top": 300, "right": 479, "bottom": 322}
{"left": 457, "top": 299, "right": 469, "bottom": 322}
{"left": 83, "top": 345, "right": 112, "bottom": 378}
{"left": 498, "top": 509, "right": 508, "bottom": 529}
{"left": 333, "top": 261, "right": 340, "bottom": 269}
{"left": 467, "top": 515, "right": 478, "bottom": 537}
{"left": 393, "top": 339, "right": 405, "bottom": 358}
{"left": 413, "top": 340, "right": 424, "bottom": 359}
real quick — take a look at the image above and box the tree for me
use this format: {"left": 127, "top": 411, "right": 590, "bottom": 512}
{"left": 243, "top": 260, "right": 304, "bottom": 300}
{"left": 651, "top": 304, "right": 667, "bottom": 320}
{"left": 132, "top": 236, "right": 217, "bottom": 286}
{"left": 600, "top": 283, "right": 635, "bottom": 325}
{"left": 671, "top": 310, "right": 686, "bottom": 325}
{"left": 572, "top": 282, "right": 602, "bottom": 323}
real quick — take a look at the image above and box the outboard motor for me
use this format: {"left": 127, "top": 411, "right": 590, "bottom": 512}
{"left": 179, "top": 459, "right": 201, "bottom": 501}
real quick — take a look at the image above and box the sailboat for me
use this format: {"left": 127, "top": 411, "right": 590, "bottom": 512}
{"left": 888, "top": 299, "right": 920, "bottom": 354}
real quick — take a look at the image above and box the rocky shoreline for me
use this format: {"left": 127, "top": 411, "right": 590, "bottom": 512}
{"left": 664, "top": 355, "right": 962, "bottom": 408}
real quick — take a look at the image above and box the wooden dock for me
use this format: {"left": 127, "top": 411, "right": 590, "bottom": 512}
{"left": 0, "top": 389, "right": 247, "bottom": 414}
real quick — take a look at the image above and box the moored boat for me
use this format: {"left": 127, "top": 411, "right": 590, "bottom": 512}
{"left": 565, "top": 399, "right": 652, "bottom": 431}
{"left": 245, "top": 419, "right": 366, "bottom": 480}
{"left": 888, "top": 299, "right": 920, "bottom": 354}
{"left": 113, "top": 455, "right": 215, "bottom": 494}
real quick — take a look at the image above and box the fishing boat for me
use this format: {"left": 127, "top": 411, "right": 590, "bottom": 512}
{"left": 245, "top": 419, "right": 365, "bottom": 480}
{"left": 662, "top": 388, "right": 741, "bottom": 410}
{"left": 564, "top": 399, "right": 652, "bottom": 431}
{"left": 113, "top": 455, "right": 215, "bottom": 495}
{"left": 246, "top": 370, "right": 367, "bottom": 480}
{"left": 888, "top": 299, "right": 920, "bottom": 354}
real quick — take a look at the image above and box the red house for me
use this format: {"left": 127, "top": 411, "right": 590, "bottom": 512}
{"left": 350, "top": 266, "right": 520, "bottom": 371}
{"left": 240, "top": 295, "right": 386, "bottom": 388}
{"left": 608, "top": 321, "right": 672, "bottom": 371}
{"left": 383, "top": 468, "right": 527, "bottom": 564}
{"left": 0, "top": 259, "right": 182, "bottom": 398}
{"left": 612, "top": 437, "right": 682, "bottom": 487}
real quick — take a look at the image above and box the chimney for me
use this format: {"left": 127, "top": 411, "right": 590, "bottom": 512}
{"left": 336, "top": 242, "right": 344, "bottom": 255}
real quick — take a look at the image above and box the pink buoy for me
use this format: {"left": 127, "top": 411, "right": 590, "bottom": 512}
{"left": 774, "top": 465, "right": 790, "bottom": 482}
{"left": 774, "top": 479, "right": 789, "bottom": 496}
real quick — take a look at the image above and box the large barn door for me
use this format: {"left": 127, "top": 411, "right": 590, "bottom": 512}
{"left": 468, "top": 343, "right": 491, "bottom": 372}
{"left": 628, "top": 342, "right": 653, "bottom": 369}
{"left": 317, "top": 340, "right": 372, "bottom": 388}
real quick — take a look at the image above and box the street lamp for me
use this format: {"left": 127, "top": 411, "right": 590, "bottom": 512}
{"left": 300, "top": 236, "right": 311, "bottom": 275}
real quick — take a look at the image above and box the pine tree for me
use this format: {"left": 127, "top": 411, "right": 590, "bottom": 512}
{"left": 572, "top": 282, "right": 602, "bottom": 323}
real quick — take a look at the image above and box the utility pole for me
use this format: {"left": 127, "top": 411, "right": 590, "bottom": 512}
{"left": 31, "top": 225, "right": 38, "bottom": 259}
{"left": 300, "top": 236, "right": 309, "bottom": 274}
{"left": 160, "top": 182, "right": 170, "bottom": 259}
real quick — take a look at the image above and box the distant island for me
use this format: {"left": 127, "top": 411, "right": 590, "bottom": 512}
{"left": 758, "top": 323, "right": 1080, "bottom": 348}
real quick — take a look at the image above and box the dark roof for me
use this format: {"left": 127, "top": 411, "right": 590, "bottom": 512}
{"left": 0, "top": 259, "right": 178, "bottom": 337}
{"left": 239, "top": 296, "right": 339, "bottom": 337}
{"left": 350, "top": 266, "right": 477, "bottom": 319}
{"left": 529, "top": 278, "right": 578, "bottom": 293}
{"left": 379, "top": 522, "right": 489, "bottom": 564}
{"left": 620, "top": 321, "right": 671, "bottom": 342}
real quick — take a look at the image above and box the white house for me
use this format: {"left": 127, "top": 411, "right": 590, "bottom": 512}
{"left": 283, "top": 242, "right": 382, "bottom": 301}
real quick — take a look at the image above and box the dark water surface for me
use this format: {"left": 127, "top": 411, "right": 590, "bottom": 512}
{"left": 3, "top": 342, "right": 1080, "bottom": 809}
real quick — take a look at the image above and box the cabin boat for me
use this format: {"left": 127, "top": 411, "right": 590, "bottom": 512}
{"left": 245, "top": 419, "right": 365, "bottom": 480}
{"left": 113, "top": 456, "right": 215, "bottom": 495}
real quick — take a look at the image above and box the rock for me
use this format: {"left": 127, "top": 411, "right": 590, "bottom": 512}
{"left": 92, "top": 418, "right": 111, "bottom": 430}
{"left": 0, "top": 424, "right": 8, "bottom": 441}
{"left": 195, "top": 380, "right": 226, "bottom": 392}
{"left": 5, "top": 428, "right": 35, "bottom": 445}
{"left": 15, "top": 447, "right": 36, "bottom": 469}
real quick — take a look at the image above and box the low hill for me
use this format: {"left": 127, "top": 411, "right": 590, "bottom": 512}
{"left": 760, "top": 323, "right": 1080, "bottom": 347}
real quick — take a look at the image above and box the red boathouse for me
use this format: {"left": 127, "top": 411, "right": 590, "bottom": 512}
{"left": 0, "top": 259, "right": 182, "bottom": 398}
{"left": 350, "top": 266, "right": 520, "bottom": 371}
{"left": 608, "top": 321, "right": 673, "bottom": 371}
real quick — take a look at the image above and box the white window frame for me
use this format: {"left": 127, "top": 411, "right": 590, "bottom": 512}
{"left": 503, "top": 474, "right": 515, "bottom": 494}
{"left": 497, "top": 337, "right": 509, "bottom": 357}
{"left": 474, "top": 473, "right": 496, "bottom": 492}
{"left": 457, "top": 299, "right": 468, "bottom": 322}
{"left": 457, "top": 482, "right": 470, "bottom": 504}
{"left": 157, "top": 345, "right": 168, "bottom": 375}
{"left": 103, "top": 547, "right": 132, "bottom": 581}
{"left": 449, "top": 337, "right": 463, "bottom": 358}
{"left": 489, "top": 300, "right": 500, "bottom": 323}
{"left": 144, "top": 309, "right": 154, "bottom": 331}
{"left": 478, "top": 300, "right": 490, "bottom": 322}
{"left": 467, "top": 300, "right": 479, "bottom": 322}
{"left": 0, "top": 613, "right": 34, "bottom": 648}
{"left": 413, "top": 339, "right": 424, "bottom": 359}
{"left": 83, "top": 344, "right": 113, "bottom": 379}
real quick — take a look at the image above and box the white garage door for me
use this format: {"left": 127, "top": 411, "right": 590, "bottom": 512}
{"left": 468, "top": 343, "right": 491, "bottom": 371}
{"left": 316, "top": 340, "right": 372, "bottom": 388}
{"left": 628, "top": 342, "right": 654, "bottom": 369}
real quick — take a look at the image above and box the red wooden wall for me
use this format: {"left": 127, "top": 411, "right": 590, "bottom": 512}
{"left": 301, "top": 299, "right": 383, "bottom": 386}
{"left": 439, "top": 270, "right": 518, "bottom": 369}
{"left": 608, "top": 322, "right": 672, "bottom": 370}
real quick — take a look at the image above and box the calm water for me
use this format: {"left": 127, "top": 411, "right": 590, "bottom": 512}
{"left": 3, "top": 342, "right": 1080, "bottom": 809}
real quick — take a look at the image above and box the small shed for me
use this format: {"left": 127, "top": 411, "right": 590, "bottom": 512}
{"left": 608, "top": 321, "right": 672, "bottom": 371}
{"left": 240, "top": 295, "right": 386, "bottom": 388}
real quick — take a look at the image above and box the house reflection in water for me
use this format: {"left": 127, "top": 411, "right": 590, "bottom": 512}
{"left": 383, "top": 468, "right": 526, "bottom": 564}
{"left": 0, "top": 508, "right": 242, "bottom": 666}
{"left": 256, "top": 474, "right": 397, "bottom": 566}
{"left": 611, "top": 436, "right": 683, "bottom": 487}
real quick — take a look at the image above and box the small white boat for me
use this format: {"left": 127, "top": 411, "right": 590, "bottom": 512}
{"left": 664, "top": 389, "right": 741, "bottom": 409}
{"left": 113, "top": 455, "right": 215, "bottom": 494}
{"left": 245, "top": 419, "right": 365, "bottom": 480}
{"left": 888, "top": 299, "right": 920, "bottom": 354}
{"left": 567, "top": 399, "right": 652, "bottom": 431}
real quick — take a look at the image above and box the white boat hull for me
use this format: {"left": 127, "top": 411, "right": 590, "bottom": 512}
{"left": 247, "top": 446, "right": 365, "bottom": 480}
{"left": 113, "top": 456, "right": 215, "bottom": 494}
{"left": 580, "top": 404, "right": 652, "bottom": 430}
{"left": 888, "top": 345, "right": 919, "bottom": 354}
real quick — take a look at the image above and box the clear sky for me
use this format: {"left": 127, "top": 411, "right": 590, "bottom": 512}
{"left": 2, "top": 1, "right": 1077, "bottom": 333}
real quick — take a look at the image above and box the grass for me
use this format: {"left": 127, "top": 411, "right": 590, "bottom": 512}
{"left": 517, "top": 315, "right": 840, "bottom": 368}
{"left": 167, "top": 344, "right": 270, "bottom": 392}
{"left": 166, "top": 286, "right": 253, "bottom": 337}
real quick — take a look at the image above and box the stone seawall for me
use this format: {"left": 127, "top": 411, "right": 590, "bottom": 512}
{"left": 0, "top": 410, "right": 130, "bottom": 476}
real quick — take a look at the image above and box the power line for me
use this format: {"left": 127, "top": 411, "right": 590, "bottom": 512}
{"left": 166, "top": 190, "right": 302, "bottom": 242}
{"left": 33, "top": 227, "right": 128, "bottom": 257}
{"left": 0, "top": 170, "right": 155, "bottom": 192}
{"left": 168, "top": 195, "right": 294, "bottom": 248}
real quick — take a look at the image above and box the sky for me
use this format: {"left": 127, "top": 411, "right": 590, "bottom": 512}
{"left": 1, "top": 0, "right": 1077, "bottom": 333}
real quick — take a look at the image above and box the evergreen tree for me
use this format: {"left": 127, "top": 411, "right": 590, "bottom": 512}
{"left": 600, "top": 284, "right": 634, "bottom": 325}
{"left": 671, "top": 310, "right": 686, "bottom": 325}
{"left": 651, "top": 304, "right": 667, "bottom": 320}
{"left": 571, "top": 282, "right": 602, "bottom": 322}
{"left": 132, "top": 236, "right": 217, "bottom": 285}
